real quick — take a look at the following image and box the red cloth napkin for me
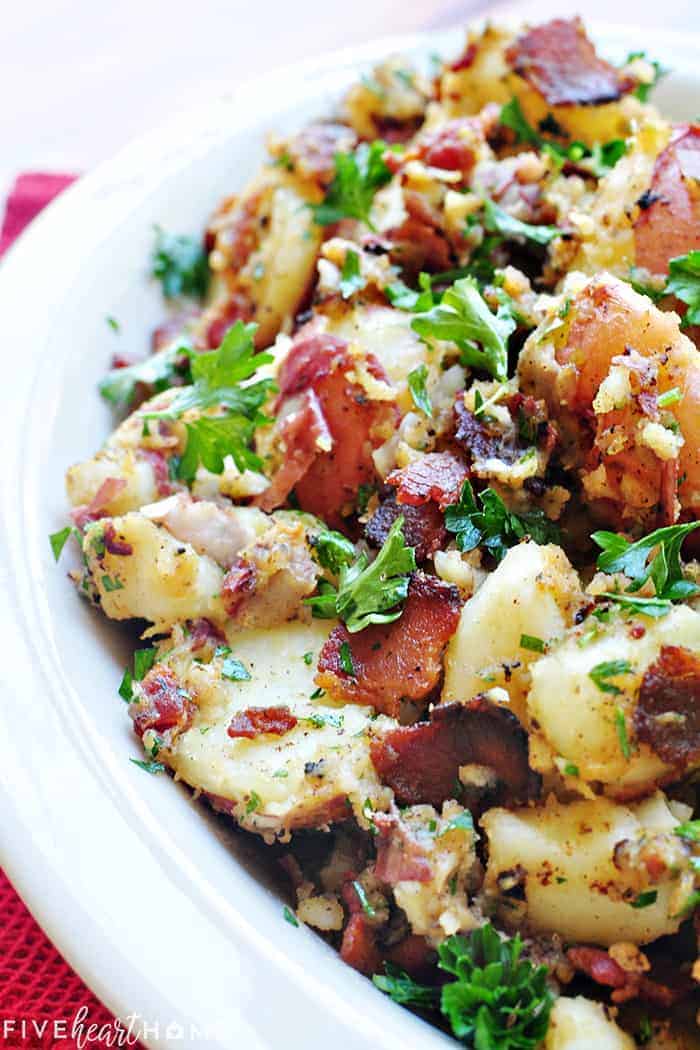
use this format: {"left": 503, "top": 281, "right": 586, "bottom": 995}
{"left": 0, "top": 173, "right": 141, "bottom": 1049}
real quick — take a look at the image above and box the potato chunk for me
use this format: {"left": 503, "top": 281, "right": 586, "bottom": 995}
{"left": 442, "top": 542, "right": 583, "bottom": 719}
{"left": 482, "top": 793, "right": 684, "bottom": 946}
{"left": 545, "top": 997, "right": 634, "bottom": 1050}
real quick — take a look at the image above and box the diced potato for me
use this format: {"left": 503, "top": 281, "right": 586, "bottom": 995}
{"left": 482, "top": 792, "right": 684, "bottom": 946}
{"left": 527, "top": 604, "right": 700, "bottom": 796}
{"left": 545, "top": 997, "right": 635, "bottom": 1050}
{"left": 83, "top": 513, "right": 225, "bottom": 633}
{"left": 153, "top": 620, "right": 391, "bottom": 837}
{"left": 442, "top": 542, "right": 583, "bottom": 720}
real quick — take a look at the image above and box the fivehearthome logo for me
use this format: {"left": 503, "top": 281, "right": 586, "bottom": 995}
{"left": 1, "top": 1006, "right": 229, "bottom": 1047}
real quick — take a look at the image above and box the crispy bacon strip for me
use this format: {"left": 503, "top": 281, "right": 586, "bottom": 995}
{"left": 634, "top": 124, "right": 700, "bottom": 278}
{"left": 386, "top": 452, "right": 468, "bottom": 510}
{"left": 189, "top": 617, "right": 226, "bottom": 652}
{"left": 567, "top": 947, "right": 692, "bottom": 1006}
{"left": 365, "top": 496, "right": 446, "bottom": 562}
{"left": 221, "top": 558, "right": 258, "bottom": 617}
{"left": 203, "top": 293, "right": 255, "bottom": 350}
{"left": 454, "top": 400, "right": 520, "bottom": 465}
{"left": 102, "top": 522, "right": 133, "bottom": 557}
{"left": 416, "top": 119, "right": 478, "bottom": 176}
{"left": 505, "top": 18, "right": 633, "bottom": 106}
{"left": 387, "top": 191, "right": 453, "bottom": 276}
{"left": 316, "top": 573, "right": 462, "bottom": 716}
{"left": 228, "top": 705, "right": 298, "bottom": 739}
{"left": 131, "top": 666, "right": 195, "bottom": 739}
{"left": 255, "top": 390, "right": 332, "bottom": 512}
{"left": 634, "top": 645, "right": 700, "bottom": 767}
{"left": 567, "top": 947, "right": 627, "bottom": 989}
{"left": 70, "top": 477, "right": 127, "bottom": 529}
{"left": 267, "top": 333, "right": 397, "bottom": 527}
{"left": 374, "top": 810, "right": 433, "bottom": 884}
{"left": 369, "top": 697, "right": 541, "bottom": 808}
{"left": 340, "top": 914, "right": 382, "bottom": 976}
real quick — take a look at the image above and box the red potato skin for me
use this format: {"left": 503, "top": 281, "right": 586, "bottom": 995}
{"left": 634, "top": 125, "right": 700, "bottom": 278}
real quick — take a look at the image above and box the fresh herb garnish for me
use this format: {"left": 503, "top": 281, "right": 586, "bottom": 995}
{"left": 145, "top": 321, "right": 274, "bottom": 483}
{"left": 134, "top": 647, "right": 157, "bottom": 680}
{"left": 626, "top": 50, "right": 667, "bottom": 102}
{"left": 283, "top": 905, "right": 299, "bottom": 927}
{"left": 246, "top": 791, "right": 261, "bottom": 814}
{"left": 439, "top": 811, "right": 475, "bottom": 837}
{"left": 411, "top": 276, "right": 514, "bottom": 382}
{"left": 311, "top": 529, "right": 356, "bottom": 576}
{"left": 563, "top": 762, "right": 579, "bottom": 777}
{"left": 152, "top": 227, "right": 209, "bottom": 300}
{"left": 592, "top": 522, "right": 700, "bottom": 614}
{"left": 99, "top": 343, "right": 192, "bottom": 408}
{"left": 589, "top": 660, "right": 633, "bottom": 695}
{"left": 615, "top": 706, "right": 632, "bottom": 760}
{"left": 407, "top": 363, "right": 433, "bottom": 417}
{"left": 483, "top": 198, "right": 559, "bottom": 247}
{"left": 374, "top": 923, "right": 553, "bottom": 1049}
{"left": 352, "top": 880, "right": 376, "bottom": 918}
{"left": 630, "top": 890, "right": 658, "bottom": 909}
{"left": 221, "top": 656, "right": 251, "bottom": 682}
{"left": 303, "top": 651, "right": 314, "bottom": 666}
{"left": 520, "top": 634, "right": 545, "bottom": 653}
{"left": 500, "top": 97, "right": 627, "bottom": 177}
{"left": 304, "top": 516, "right": 416, "bottom": 632}
{"left": 666, "top": 250, "right": 700, "bottom": 326}
{"left": 130, "top": 758, "right": 165, "bottom": 775}
{"left": 312, "top": 141, "right": 392, "bottom": 230}
{"left": 101, "top": 574, "right": 124, "bottom": 592}
{"left": 445, "top": 480, "right": 559, "bottom": 562}
{"left": 674, "top": 821, "right": 700, "bottom": 842}
{"left": 339, "top": 641, "right": 356, "bottom": 677}
{"left": 49, "top": 525, "right": 80, "bottom": 562}
{"left": 339, "top": 250, "right": 366, "bottom": 299}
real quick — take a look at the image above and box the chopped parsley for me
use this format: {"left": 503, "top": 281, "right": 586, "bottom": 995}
{"left": 144, "top": 320, "right": 274, "bottom": 483}
{"left": 305, "top": 516, "right": 416, "bottom": 633}
{"left": 445, "top": 480, "right": 559, "bottom": 562}
{"left": 311, "top": 141, "right": 392, "bottom": 230}
{"left": 99, "top": 343, "right": 192, "bottom": 408}
{"left": 615, "top": 706, "right": 632, "bottom": 760}
{"left": 656, "top": 386, "right": 682, "bottom": 408}
{"left": 283, "top": 905, "right": 299, "bottom": 927}
{"left": 666, "top": 250, "right": 700, "bottom": 326}
{"left": 130, "top": 758, "right": 165, "bottom": 775}
{"left": 101, "top": 574, "right": 124, "bottom": 592}
{"left": 246, "top": 791, "right": 261, "bottom": 814}
{"left": 630, "top": 890, "right": 658, "bottom": 909}
{"left": 352, "top": 880, "right": 376, "bottom": 919}
{"left": 592, "top": 521, "right": 700, "bottom": 617}
{"left": 439, "top": 811, "right": 475, "bottom": 837}
{"left": 152, "top": 227, "right": 209, "bottom": 300}
{"left": 339, "top": 250, "right": 365, "bottom": 299}
{"left": 563, "top": 762, "right": 579, "bottom": 777}
{"left": 589, "top": 660, "right": 633, "bottom": 696}
{"left": 520, "top": 634, "right": 545, "bottom": 654}
{"left": 106, "top": 316, "right": 120, "bottom": 332}
{"left": 339, "top": 641, "right": 356, "bottom": 677}
{"left": 483, "top": 198, "right": 559, "bottom": 247}
{"left": 407, "top": 363, "right": 433, "bottom": 417}
{"left": 373, "top": 922, "right": 553, "bottom": 1049}
{"left": 412, "top": 276, "right": 514, "bottom": 382}
{"left": 626, "top": 50, "right": 668, "bottom": 102}
{"left": 674, "top": 820, "right": 700, "bottom": 842}
{"left": 49, "top": 525, "right": 80, "bottom": 562}
{"left": 303, "top": 651, "right": 314, "bottom": 666}
{"left": 119, "top": 646, "right": 158, "bottom": 702}
{"left": 221, "top": 656, "right": 251, "bottom": 682}
{"left": 311, "top": 529, "right": 356, "bottom": 576}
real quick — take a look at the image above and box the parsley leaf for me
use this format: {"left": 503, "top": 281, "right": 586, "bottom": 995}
{"left": 374, "top": 923, "right": 553, "bottom": 1049}
{"left": 631, "top": 890, "right": 658, "bottom": 909}
{"left": 49, "top": 525, "right": 80, "bottom": 562}
{"left": 152, "top": 227, "right": 209, "bottom": 300}
{"left": 592, "top": 522, "right": 700, "bottom": 606}
{"left": 130, "top": 758, "right": 165, "bottom": 775}
{"left": 626, "top": 50, "right": 668, "bottom": 102}
{"left": 339, "top": 250, "right": 366, "bottom": 299}
{"left": 666, "top": 251, "right": 700, "bottom": 326}
{"left": 500, "top": 98, "right": 540, "bottom": 146}
{"left": 445, "top": 480, "right": 559, "bottom": 562}
{"left": 589, "top": 660, "right": 633, "bottom": 695}
{"left": 305, "top": 516, "right": 416, "bottom": 633}
{"left": 483, "top": 198, "right": 559, "bottom": 246}
{"left": 675, "top": 821, "right": 700, "bottom": 842}
{"left": 312, "top": 141, "right": 392, "bottom": 230}
{"left": 499, "top": 98, "right": 627, "bottom": 177}
{"left": 615, "top": 706, "right": 632, "bottom": 760}
{"left": 145, "top": 321, "right": 274, "bottom": 482}
{"left": 339, "top": 641, "right": 356, "bottom": 677}
{"left": 221, "top": 656, "right": 251, "bottom": 682}
{"left": 412, "top": 276, "right": 514, "bottom": 382}
{"left": 407, "top": 363, "right": 433, "bottom": 417}
{"left": 99, "top": 344, "right": 192, "bottom": 408}
{"left": 311, "top": 529, "right": 356, "bottom": 575}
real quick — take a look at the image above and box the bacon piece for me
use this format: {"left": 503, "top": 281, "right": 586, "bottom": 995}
{"left": 221, "top": 557, "right": 258, "bottom": 617}
{"left": 131, "top": 666, "right": 195, "bottom": 739}
{"left": 273, "top": 333, "right": 397, "bottom": 528}
{"left": 189, "top": 617, "right": 226, "bottom": 652}
{"left": 340, "top": 914, "right": 382, "bottom": 976}
{"left": 255, "top": 390, "right": 332, "bottom": 512}
{"left": 151, "top": 308, "right": 200, "bottom": 353}
{"left": 228, "top": 705, "right": 298, "bottom": 739}
{"left": 634, "top": 124, "right": 700, "bottom": 278}
{"left": 374, "top": 810, "right": 433, "bottom": 884}
{"left": 387, "top": 191, "right": 453, "bottom": 276}
{"left": 454, "top": 400, "right": 520, "bottom": 466}
{"left": 139, "top": 448, "right": 173, "bottom": 497}
{"left": 416, "top": 119, "right": 477, "bottom": 176}
{"left": 505, "top": 18, "right": 633, "bottom": 107}
{"left": 634, "top": 645, "right": 700, "bottom": 767}
{"left": 567, "top": 947, "right": 627, "bottom": 988}
{"left": 365, "top": 496, "right": 446, "bottom": 562}
{"left": 204, "top": 293, "right": 255, "bottom": 350}
{"left": 316, "top": 573, "right": 461, "bottom": 716}
{"left": 387, "top": 451, "right": 468, "bottom": 510}
{"left": 285, "top": 123, "right": 357, "bottom": 186}
{"left": 370, "top": 697, "right": 541, "bottom": 808}
{"left": 70, "top": 477, "right": 127, "bottom": 529}
{"left": 102, "top": 522, "right": 133, "bottom": 556}
{"left": 449, "top": 42, "right": 477, "bottom": 73}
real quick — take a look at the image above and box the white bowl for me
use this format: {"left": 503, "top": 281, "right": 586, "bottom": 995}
{"left": 1, "top": 22, "right": 698, "bottom": 1050}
